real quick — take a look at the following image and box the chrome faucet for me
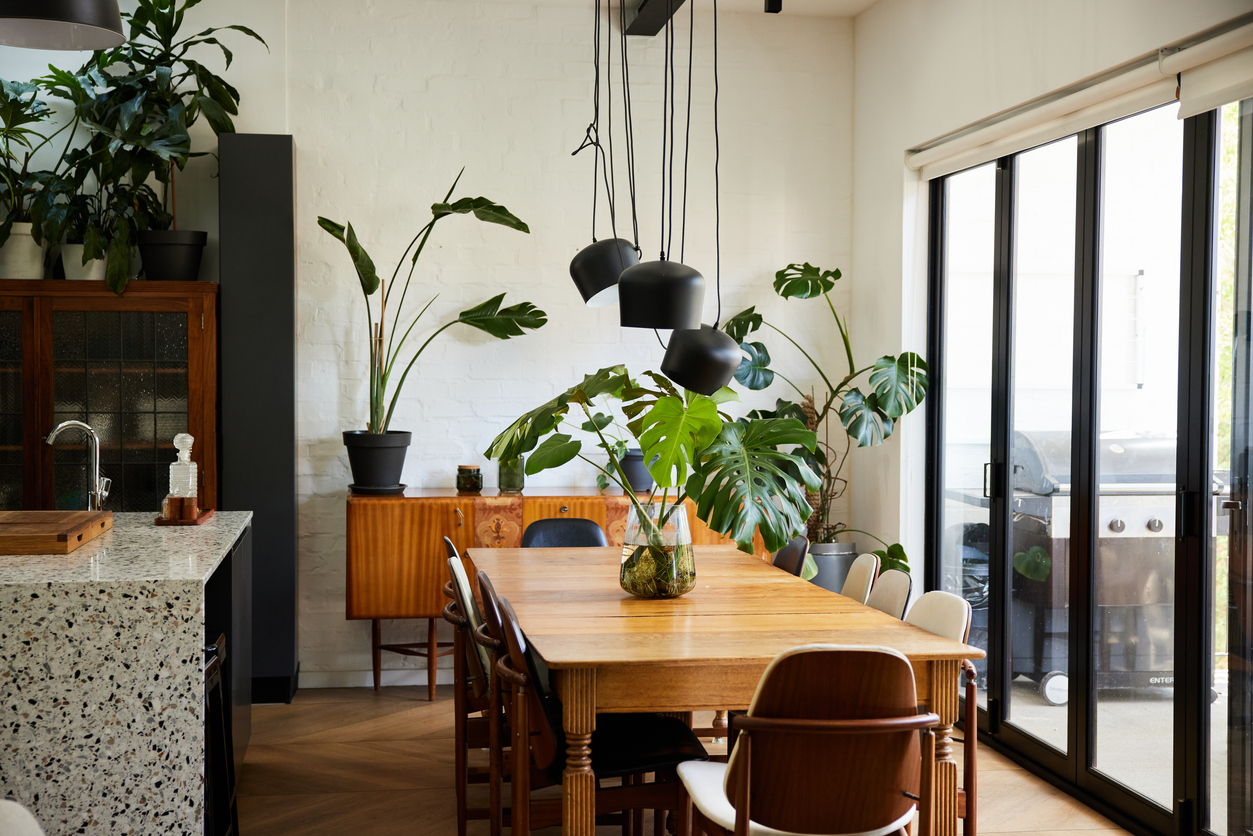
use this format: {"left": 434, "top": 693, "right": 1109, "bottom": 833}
{"left": 46, "top": 420, "right": 111, "bottom": 511}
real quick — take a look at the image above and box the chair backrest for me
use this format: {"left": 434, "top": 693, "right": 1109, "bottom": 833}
{"left": 770, "top": 535, "right": 809, "bottom": 577}
{"left": 477, "top": 569, "right": 552, "bottom": 696}
{"left": 446, "top": 555, "right": 491, "bottom": 697}
{"left": 904, "top": 590, "right": 973, "bottom": 643}
{"left": 865, "top": 568, "right": 913, "bottom": 620}
{"left": 520, "top": 517, "right": 608, "bottom": 548}
{"left": 725, "top": 644, "right": 925, "bottom": 834}
{"left": 840, "top": 553, "right": 880, "bottom": 603}
{"left": 496, "top": 597, "right": 565, "bottom": 778}
{"left": 0, "top": 801, "right": 46, "bottom": 836}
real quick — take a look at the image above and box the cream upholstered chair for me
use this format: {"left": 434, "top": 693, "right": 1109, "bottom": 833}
{"left": 0, "top": 801, "right": 45, "bottom": 836}
{"left": 905, "top": 590, "right": 978, "bottom": 836}
{"left": 677, "top": 644, "right": 940, "bottom": 836}
{"left": 865, "top": 568, "right": 913, "bottom": 620}
{"left": 839, "top": 553, "right": 879, "bottom": 603}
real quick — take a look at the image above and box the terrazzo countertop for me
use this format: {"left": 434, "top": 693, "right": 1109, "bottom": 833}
{"left": 0, "top": 510, "right": 252, "bottom": 585}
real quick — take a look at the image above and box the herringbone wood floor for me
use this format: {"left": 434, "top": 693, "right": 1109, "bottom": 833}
{"left": 237, "top": 686, "right": 1131, "bottom": 836}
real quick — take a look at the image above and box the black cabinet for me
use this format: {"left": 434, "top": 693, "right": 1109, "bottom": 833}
{"left": 205, "top": 524, "right": 252, "bottom": 783}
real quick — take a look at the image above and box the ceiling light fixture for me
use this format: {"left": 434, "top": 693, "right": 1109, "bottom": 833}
{"left": 569, "top": 0, "right": 639, "bottom": 307}
{"left": 661, "top": 0, "right": 739, "bottom": 395}
{"left": 0, "top": 0, "right": 124, "bottom": 50}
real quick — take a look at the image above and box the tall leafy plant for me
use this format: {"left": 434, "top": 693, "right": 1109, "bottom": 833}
{"left": 485, "top": 365, "right": 821, "bottom": 556}
{"left": 319, "top": 171, "right": 548, "bottom": 433}
{"left": 723, "top": 262, "right": 929, "bottom": 571}
{"left": 0, "top": 79, "right": 65, "bottom": 247}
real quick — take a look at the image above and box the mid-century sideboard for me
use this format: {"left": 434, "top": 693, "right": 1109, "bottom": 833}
{"left": 345, "top": 487, "right": 765, "bottom": 693}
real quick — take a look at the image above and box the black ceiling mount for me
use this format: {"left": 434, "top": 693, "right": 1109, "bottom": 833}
{"left": 765, "top": 0, "right": 782, "bottom": 12}
{"left": 625, "top": 0, "right": 688, "bottom": 36}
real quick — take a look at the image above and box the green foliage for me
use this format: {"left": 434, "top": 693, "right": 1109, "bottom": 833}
{"left": 0, "top": 79, "right": 55, "bottom": 239}
{"left": 486, "top": 366, "right": 630, "bottom": 464}
{"left": 773, "top": 262, "right": 840, "bottom": 299}
{"left": 318, "top": 173, "right": 543, "bottom": 433}
{"left": 686, "top": 418, "right": 820, "bottom": 554}
{"left": 635, "top": 395, "right": 721, "bottom": 488}
{"left": 723, "top": 306, "right": 763, "bottom": 343}
{"left": 872, "top": 543, "right": 910, "bottom": 575}
{"left": 868, "top": 353, "right": 929, "bottom": 419}
{"left": 1012, "top": 545, "right": 1051, "bottom": 582}
{"left": 838, "top": 389, "right": 894, "bottom": 447}
{"left": 734, "top": 342, "right": 774, "bottom": 391}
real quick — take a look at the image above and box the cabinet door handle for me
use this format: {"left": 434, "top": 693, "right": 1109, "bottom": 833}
{"left": 455, "top": 507, "right": 465, "bottom": 526}
{"left": 560, "top": 505, "right": 569, "bottom": 514}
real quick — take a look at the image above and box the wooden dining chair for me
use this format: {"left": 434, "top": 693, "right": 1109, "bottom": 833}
{"left": 865, "top": 568, "right": 913, "bottom": 620}
{"left": 442, "top": 541, "right": 499, "bottom": 836}
{"left": 677, "top": 644, "right": 940, "bottom": 836}
{"left": 770, "top": 535, "right": 810, "bottom": 577}
{"left": 494, "top": 594, "right": 708, "bottom": 835}
{"left": 840, "top": 553, "right": 880, "bottom": 603}
{"left": 905, "top": 590, "right": 978, "bottom": 836}
{"left": 520, "top": 517, "right": 608, "bottom": 548}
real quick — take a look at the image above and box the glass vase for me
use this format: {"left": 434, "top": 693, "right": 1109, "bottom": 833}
{"left": 619, "top": 502, "right": 696, "bottom": 599}
{"left": 499, "top": 457, "right": 525, "bottom": 494}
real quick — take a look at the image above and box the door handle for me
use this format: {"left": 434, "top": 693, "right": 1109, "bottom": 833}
{"left": 560, "top": 505, "right": 569, "bottom": 514}
{"left": 983, "top": 463, "right": 991, "bottom": 499}
{"left": 1222, "top": 500, "right": 1243, "bottom": 511}
{"left": 455, "top": 507, "right": 465, "bottom": 527}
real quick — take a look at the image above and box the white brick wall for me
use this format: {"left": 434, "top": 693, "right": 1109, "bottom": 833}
{"left": 2, "top": 0, "right": 855, "bottom": 685}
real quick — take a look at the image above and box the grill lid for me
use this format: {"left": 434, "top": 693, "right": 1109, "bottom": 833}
{"left": 1012, "top": 430, "right": 1177, "bottom": 496}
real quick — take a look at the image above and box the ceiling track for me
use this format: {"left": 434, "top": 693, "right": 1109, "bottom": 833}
{"left": 625, "top": 0, "right": 781, "bottom": 37}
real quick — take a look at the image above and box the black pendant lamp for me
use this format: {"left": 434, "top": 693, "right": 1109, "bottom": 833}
{"left": 662, "top": 325, "right": 740, "bottom": 395}
{"left": 570, "top": 237, "right": 638, "bottom": 307}
{"left": 0, "top": 0, "right": 124, "bottom": 50}
{"left": 619, "top": 259, "right": 704, "bottom": 330}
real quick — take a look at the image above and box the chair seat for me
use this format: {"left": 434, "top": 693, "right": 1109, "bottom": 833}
{"left": 550, "top": 712, "right": 706, "bottom": 783}
{"left": 676, "top": 761, "right": 915, "bottom": 836}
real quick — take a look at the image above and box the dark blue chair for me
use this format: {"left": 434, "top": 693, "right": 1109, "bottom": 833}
{"left": 520, "top": 518, "right": 608, "bottom": 548}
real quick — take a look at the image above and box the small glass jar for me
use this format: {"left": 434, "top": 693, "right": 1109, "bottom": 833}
{"left": 498, "top": 457, "right": 525, "bottom": 494}
{"left": 620, "top": 502, "right": 696, "bottom": 599}
{"left": 456, "top": 465, "right": 483, "bottom": 495}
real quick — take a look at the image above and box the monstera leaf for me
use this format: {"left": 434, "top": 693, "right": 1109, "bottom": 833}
{"left": 636, "top": 394, "right": 722, "bottom": 488}
{"left": 525, "top": 433, "right": 581, "bottom": 475}
{"left": 456, "top": 294, "right": 548, "bottom": 338}
{"left": 686, "top": 418, "right": 820, "bottom": 554}
{"left": 734, "top": 341, "right": 774, "bottom": 391}
{"left": 722, "top": 306, "right": 763, "bottom": 343}
{"left": 773, "top": 262, "right": 841, "bottom": 299}
{"left": 838, "top": 389, "right": 895, "bottom": 447}
{"left": 485, "top": 365, "right": 629, "bottom": 462}
{"left": 872, "top": 543, "right": 910, "bottom": 574}
{"left": 1013, "top": 545, "right": 1052, "bottom": 581}
{"left": 868, "top": 353, "right": 929, "bottom": 419}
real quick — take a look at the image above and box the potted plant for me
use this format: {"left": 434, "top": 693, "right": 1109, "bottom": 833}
{"left": 76, "top": 0, "right": 266, "bottom": 284}
{"left": 723, "top": 262, "right": 928, "bottom": 576}
{"left": 320, "top": 170, "right": 547, "bottom": 491}
{"left": 485, "top": 365, "right": 820, "bottom": 598}
{"left": 0, "top": 79, "right": 60, "bottom": 279}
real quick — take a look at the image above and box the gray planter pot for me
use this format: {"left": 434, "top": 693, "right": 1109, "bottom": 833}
{"left": 808, "top": 542, "right": 858, "bottom": 593}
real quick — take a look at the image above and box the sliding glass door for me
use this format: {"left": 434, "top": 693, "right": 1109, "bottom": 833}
{"left": 925, "top": 98, "right": 1253, "bottom": 836}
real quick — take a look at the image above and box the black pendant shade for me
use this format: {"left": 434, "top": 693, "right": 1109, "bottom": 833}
{"left": 662, "top": 324, "right": 741, "bottom": 395}
{"left": 569, "top": 238, "right": 638, "bottom": 307}
{"left": 618, "top": 259, "right": 704, "bottom": 330}
{"left": 0, "top": 0, "right": 124, "bottom": 50}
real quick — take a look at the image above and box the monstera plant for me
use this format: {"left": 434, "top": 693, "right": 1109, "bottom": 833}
{"left": 485, "top": 365, "right": 819, "bottom": 597}
{"left": 724, "top": 262, "right": 929, "bottom": 572}
{"left": 321, "top": 170, "right": 547, "bottom": 490}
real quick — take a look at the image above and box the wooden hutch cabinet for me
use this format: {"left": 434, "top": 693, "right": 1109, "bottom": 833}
{"left": 0, "top": 280, "right": 217, "bottom": 512}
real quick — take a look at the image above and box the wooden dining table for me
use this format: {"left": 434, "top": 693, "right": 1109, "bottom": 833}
{"left": 467, "top": 544, "right": 984, "bottom": 836}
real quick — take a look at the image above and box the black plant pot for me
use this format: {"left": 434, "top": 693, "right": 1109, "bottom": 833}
{"left": 343, "top": 430, "right": 411, "bottom": 489}
{"left": 620, "top": 448, "right": 655, "bottom": 492}
{"left": 138, "top": 229, "right": 208, "bottom": 281}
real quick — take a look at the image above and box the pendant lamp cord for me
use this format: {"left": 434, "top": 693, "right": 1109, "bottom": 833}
{"left": 666, "top": 0, "right": 678, "bottom": 262}
{"left": 712, "top": 0, "right": 722, "bottom": 329}
{"left": 680, "top": 0, "right": 694, "bottom": 262}
{"left": 572, "top": 0, "right": 617, "bottom": 242}
{"left": 619, "top": 0, "right": 641, "bottom": 254}
{"left": 659, "top": 0, "right": 671, "bottom": 261}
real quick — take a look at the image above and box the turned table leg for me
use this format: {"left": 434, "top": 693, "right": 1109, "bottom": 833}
{"left": 929, "top": 659, "right": 961, "bottom": 836}
{"left": 559, "top": 668, "right": 596, "bottom": 836}
{"left": 428, "top": 618, "right": 438, "bottom": 701}
{"left": 372, "top": 619, "right": 382, "bottom": 691}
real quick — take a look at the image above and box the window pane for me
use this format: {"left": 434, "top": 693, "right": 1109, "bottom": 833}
{"left": 938, "top": 162, "right": 996, "bottom": 707}
{"left": 1006, "top": 136, "right": 1077, "bottom": 752}
{"left": 1093, "top": 103, "right": 1182, "bottom": 809}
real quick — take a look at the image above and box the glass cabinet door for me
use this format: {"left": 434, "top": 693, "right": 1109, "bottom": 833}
{"left": 50, "top": 310, "right": 190, "bottom": 512}
{"left": 0, "top": 307, "right": 22, "bottom": 510}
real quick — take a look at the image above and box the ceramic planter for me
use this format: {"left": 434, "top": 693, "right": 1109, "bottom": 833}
{"left": 137, "top": 229, "right": 207, "bottom": 281}
{"left": 619, "top": 448, "right": 654, "bottom": 492}
{"left": 807, "top": 542, "right": 858, "bottom": 593}
{"left": 0, "top": 222, "right": 44, "bottom": 279}
{"left": 343, "top": 430, "right": 411, "bottom": 491}
{"left": 61, "top": 244, "right": 107, "bottom": 282}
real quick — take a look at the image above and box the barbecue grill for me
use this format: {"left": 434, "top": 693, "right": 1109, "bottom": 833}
{"left": 951, "top": 429, "right": 1226, "bottom": 706}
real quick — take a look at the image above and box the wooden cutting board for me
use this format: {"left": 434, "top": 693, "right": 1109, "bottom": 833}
{"left": 0, "top": 511, "right": 114, "bottom": 555}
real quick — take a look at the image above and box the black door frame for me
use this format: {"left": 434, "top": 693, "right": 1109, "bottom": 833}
{"left": 924, "top": 107, "right": 1223, "bottom": 836}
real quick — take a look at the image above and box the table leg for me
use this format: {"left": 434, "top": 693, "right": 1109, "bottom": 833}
{"left": 559, "top": 668, "right": 596, "bottom": 836}
{"left": 928, "top": 659, "right": 961, "bottom": 836}
{"left": 372, "top": 619, "right": 382, "bottom": 691}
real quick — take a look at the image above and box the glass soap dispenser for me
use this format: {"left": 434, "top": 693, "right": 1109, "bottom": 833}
{"left": 161, "top": 433, "right": 199, "bottom": 520}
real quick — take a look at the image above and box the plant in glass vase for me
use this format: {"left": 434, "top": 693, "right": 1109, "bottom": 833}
{"left": 723, "top": 262, "right": 930, "bottom": 573}
{"left": 485, "top": 365, "right": 820, "bottom": 598}
{"left": 319, "top": 170, "right": 547, "bottom": 491}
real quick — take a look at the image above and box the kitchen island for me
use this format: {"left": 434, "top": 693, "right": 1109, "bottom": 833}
{"left": 0, "top": 511, "right": 252, "bottom": 836}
